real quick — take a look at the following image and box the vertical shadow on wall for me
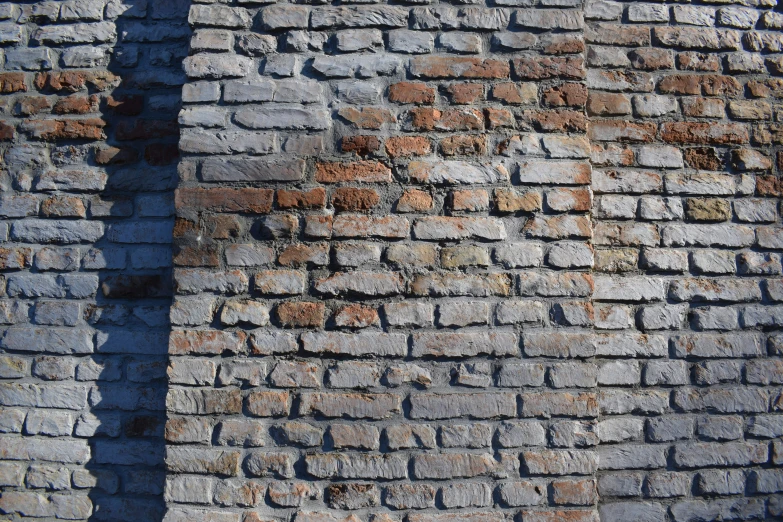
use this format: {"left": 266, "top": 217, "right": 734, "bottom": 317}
{"left": 80, "top": 1, "right": 190, "bottom": 520}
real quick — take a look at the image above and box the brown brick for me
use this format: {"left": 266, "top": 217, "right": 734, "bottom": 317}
{"left": 175, "top": 188, "right": 273, "bottom": 213}
{"left": 204, "top": 215, "right": 241, "bottom": 239}
{"left": 386, "top": 136, "right": 431, "bottom": 158}
{"left": 551, "top": 479, "right": 598, "bottom": 506}
{"left": 169, "top": 330, "right": 247, "bottom": 355}
{"left": 22, "top": 118, "right": 106, "bottom": 140}
{"left": 105, "top": 94, "right": 144, "bottom": 116}
{"left": 40, "top": 196, "right": 86, "bottom": 218}
{"left": 543, "top": 34, "right": 585, "bottom": 55}
{"left": 174, "top": 245, "right": 220, "bottom": 267}
{"left": 0, "top": 73, "right": 26, "bottom": 93}
{"left": 629, "top": 48, "right": 674, "bottom": 70}
{"left": 389, "top": 82, "right": 435, "bottom": 104}
{"left": 677, "top": 52, "right": 721, "bottom": 72}
{"left": 408, "top": 108, "right": 484, "bottom": 132}
{"left": 94, "top": 146, "right": 138, "bottom": 166}
{"left": 451, "top": 189, "right": 489, "bottom": 212}
{"left": 277, "top": 302, "right": 325, "bottom": 328}
{"left": 396, "top": 189, "right": 433, "bottom": 213}
{"left": 341, "top": 135, "right": 381, "bottom": 157}
{"left": 586, "top": 92, "right": 631, "bottom": 116}
{"left": 542, "top": 83, "right": 588, "bottom": 108}
{"left": 589, "top": 121, "right": 657, "bottom": 142}
{"left": 15, "top": 96, "right": 51, "bottom": 116}
{"left": 145, "top": 143, "right": 179, "bottom": 166}
{"left": 0, "top": 247, "right": 32, "bottom": 270}
{"left": 334, "top": 304, "right": 380, "bottom": 328}
{"left": 337, "top": 107, "right": 395, "bottom": 130}
{"left": 440, "top": 135, "right": 487, "bottom": 156}
{"left": 512, "top": 56, "right": 585, "bottom": 80}
{"left": 495, "top": 189, "right": 542, "bottom": 213}
{"left": 485, "top": 108, "right": 515, "bottom": 129}
{"left": 661, "top": 122, "right": 748, "bottom": 145}
{"left": 52, "top": 95, "right": 99, "bottom": 115}
{"left": 0, "top": 122, "right": 14, "bottom": 141}
{"left": 491, "top": 82, "right": 536, "bottom": 105}
{"left": 331, "top": 187, "right": 381, "bottom": 212}
{"left": 683, "top": 148, "right": 722, "bottom": 171}
{"left": 277, "top": 188, "right": 326, "bottom": 210}
{"left": 246, "top": 391, "right": 290, "bottom": 417}
{"left": 278, "top": 243, "right": 328, "bottom": 267}
{"left": 658, "top": 74, "right": 741, "bottom": 96}
{"left": 445, "top": 83, "right": 485, "bottom": 105}
{"left": 684, "top": 198, "right": 731, "bottom": 222}
{"left": 524, "top": 110, "right": 586, "bottom": 133}
{"left": 35, "top": 71, "right": 118, "bottom": 93}
{"left": 757, "top": 175, "right": 782, "bottom": 197}
{"left": 115, "top": 119, "right": 178, "bottom": 140}
{"left": 315, "top": 161, "right": 392, "bottom": 183}
{"left": 410, "top": 57, "right": 510, "bottom": 79}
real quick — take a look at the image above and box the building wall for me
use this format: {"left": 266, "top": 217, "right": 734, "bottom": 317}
{"left": 1, "top": 0, "right": 783, "bottom": 521}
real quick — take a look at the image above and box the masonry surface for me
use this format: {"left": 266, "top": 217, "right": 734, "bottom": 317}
{"left": 0, "top": 0, "right": 782, "bottom": 521}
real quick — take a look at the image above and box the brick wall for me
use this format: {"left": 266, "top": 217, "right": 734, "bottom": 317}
{"left": 0, "top": 0, "right": 187, "bottom": 520}
{"left": 2, "top": 0, "right": 783, "bottom": 521}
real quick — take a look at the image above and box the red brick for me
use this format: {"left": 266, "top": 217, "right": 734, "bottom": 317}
{"left": 389, "top": 82, "right": 435, "bottom": 104}
{"left": 0, "top": 73, "right": 26, "bottom": 93}
{"left": 757, "top": 175, "right": 782, "bottom": 197}
{"left": 277, "top": 302, "right": 325, "bottom": 328}
{"left": 315, "top": 161, "right": 392, "bottom": 183}
{"left": 586, "top": 92, "right": 631, "bottom": 116}
{"left": 495, "top": 189, "right": 542, "bottom": 213}
{"left": 684, "top": 148, "right": 722, "bottom": 171}
{"left": 524, "top": 110, "right": 586, "bottom": 133}
{"left": 386, "top": 136, "right": 431, "bottom": 158}
{"left": 40, "top": 196, "right": 86, "bottom": 218}
{"left": 408, "top": 108, "right": 483, "bottom": 132}
{"left": 397, "top": 189, "right": 433, "bottom": 213}
{"left": 512, "top": 56, "right": 585, "bottom": 80}
{"left": 658, "top": 74, "right": 741, "bottom": 96}
{"left": 543, "top": 34, "right": 585, "bottom": 55}
{"left": 277, "top": 188, "right": 326, "bottom": 210}
{"left": 23, "top": 118, "right": 106, "bottom": 140}
{"left": 331, "top": 187, "right": 381, "bottom": 211}
{"left": 52, "top": 95, "right": 99, "bottom": 115}
{"left": 169, "top": 330, "right": 247, "bottom": 355}
{"left": 334, "top": 304, "right": 379, "bottom": 328}
{"left": 451, "top": 189, "right": 489, "bottom": 212}
{"left": 341, "top": 135, "right": 381, "bottom": 156}
{"left": 445, "top": 83, "right": 484, "bottom": 104}
{"left": 174, "top": 187, "right": 273, "bottom": 213}
{"left": 542, "top": 83, "right": 588, "bottom": 108}
{"left": 337, "top": 107, "right": 395, "bottom": 129}
{"left": 440, "top": 135, "right": 487, "bottom": 156}
{"left": 677, "top": 52, "right": 721, "bottom": 72}
{"left": 629, "top": 48, "right": 674, "bottom": 70}
{"left": 661, "top": 122, "right": 749, "bottom": 145}
{"left": 410, "top": 57, "right": 510, "bottom": 79}
{"left": 35, "top": 71, "right": 118, "bottom": 93}
{"left": 485, "top": 108, "right": 515, "bottom": 129}
{"left": 278, "top": 243, "right": 328, "bottom": 266}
